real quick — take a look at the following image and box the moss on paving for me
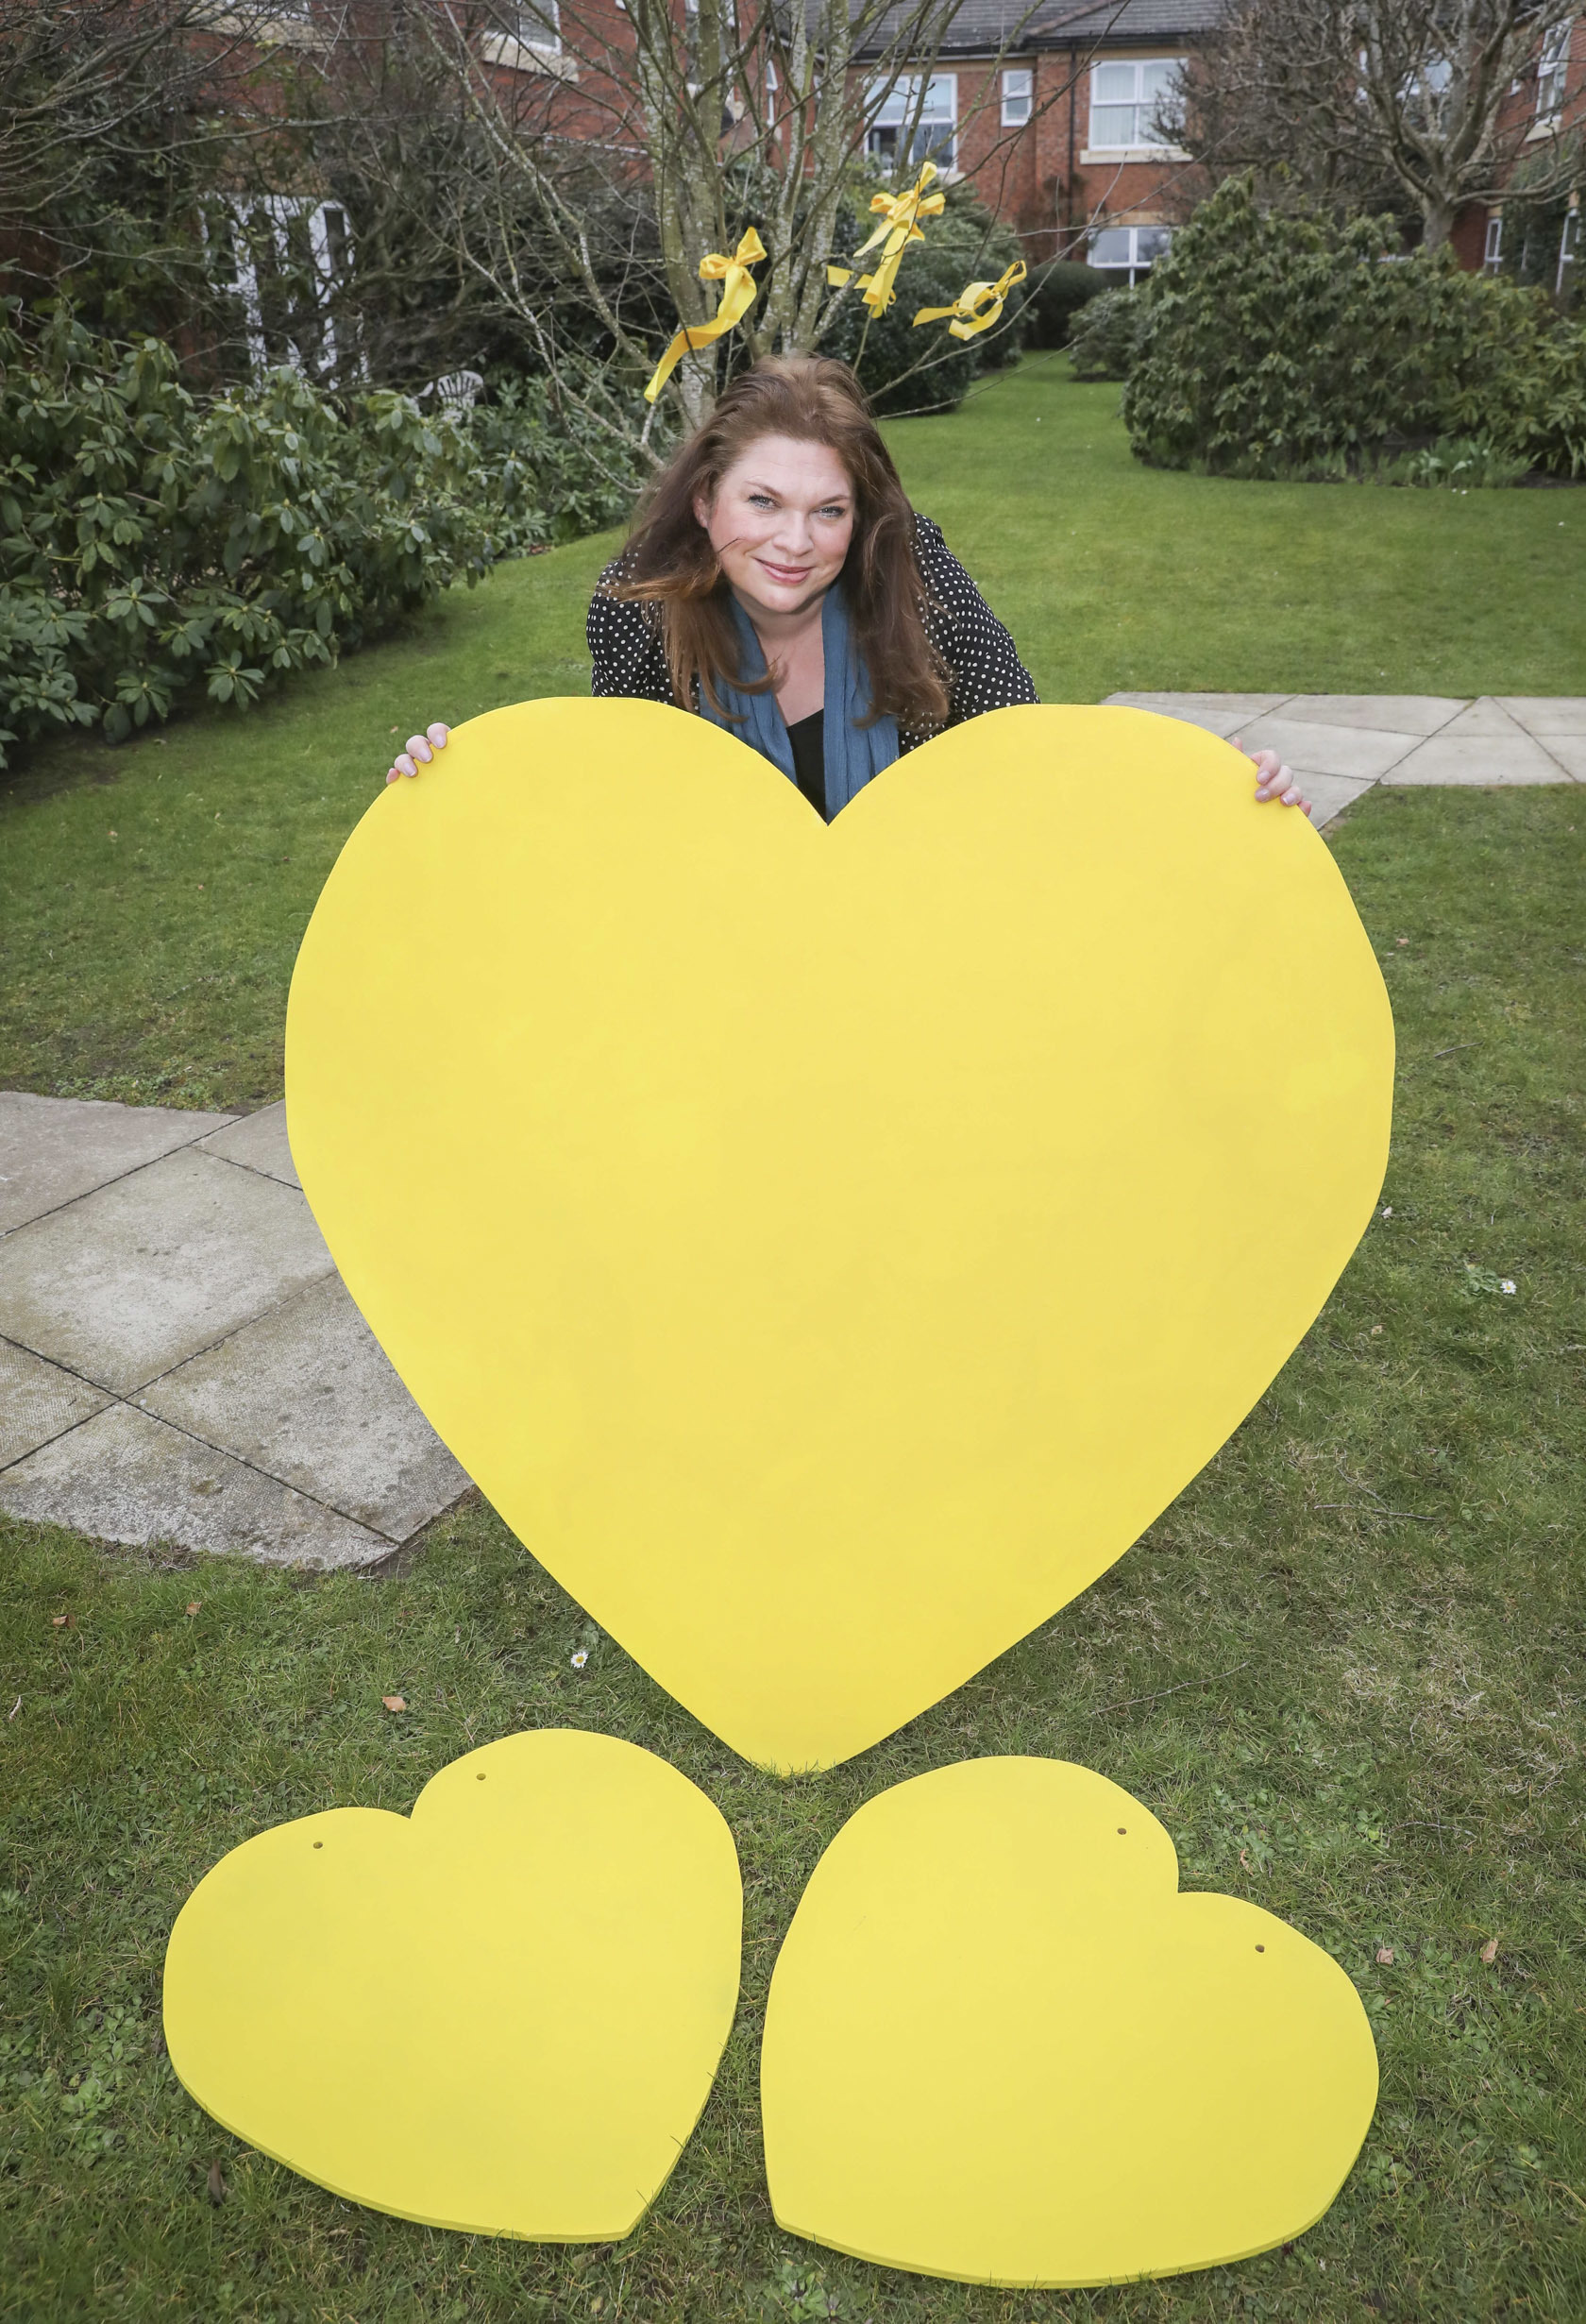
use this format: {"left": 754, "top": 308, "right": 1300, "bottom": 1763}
{"left": 3, "top": 786, "right": 1584, "bottom": 2322}
{"left": 2, "top": 355, "right": 1581, "bottom": 1114}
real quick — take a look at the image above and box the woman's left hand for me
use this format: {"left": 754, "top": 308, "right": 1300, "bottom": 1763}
{"left": 1235, "top": 738, "right": 1312, "bottom": 819}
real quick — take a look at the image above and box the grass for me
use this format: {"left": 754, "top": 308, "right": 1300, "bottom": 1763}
{"left": 2, "top": 354, "right": 1582, "bottom": 1113}
{"left": 4, "top": 361, "right": 1586, "bottom": 2320}
{"left": 4, "top": 786, "right": 1584, "bottom": 2320}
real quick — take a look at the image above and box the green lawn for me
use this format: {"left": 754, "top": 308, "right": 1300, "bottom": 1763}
{"left": 4, "top": 360, "right": 1586, "bottom": 2323}
{"left": 2, "top": 353, "right": 1581, "bottom": 1113}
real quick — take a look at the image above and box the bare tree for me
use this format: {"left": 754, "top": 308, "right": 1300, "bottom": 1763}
{"left": 1185, "top": 0, "right": 1581, "bottom": 247}
{"left": 407, "top": 0, "right": 1107, "bottom": 449}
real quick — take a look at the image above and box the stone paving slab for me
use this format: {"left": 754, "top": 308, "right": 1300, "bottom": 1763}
{"left": 0, "top": 1337, "right": 111, "bottom": 1468}
{"left": 1497, "top": 697, "right": 1586, "bottom": 734}
{"left": 1381, "top": 733, "right": 1569, "bottom": 786}
{"left": 0, "top": 1401, "right": 392, "bottom": 1569}
{"left": 1234, "top": 714, "right": 1423, "bottom": 783}
{"left": 197, "top": 1099, "right": 300, "bottom": 1189}
{"left": 1536, "top": 735, "right": 1586, "bottom": 781}
{"left": 0, "top": 1145, "right": 334, "bottom": 1396}
{"left": 1272, "top": 695, "right": 1465, "bottom": 736}
{"left": 140, "top": 1273, "right": 468, "bottom": 1540}
{"left": 0, "top": 1091, "right": 234, "bottom": 1236}
{"left": 1102, "top": 693, "right": 1585, "bottom": 823}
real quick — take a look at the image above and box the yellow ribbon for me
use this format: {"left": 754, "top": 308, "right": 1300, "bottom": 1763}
{"left": 643, "top": 229, "right": 768, "bottom": 403}
{"left": 825, "top": 162, "right": 947, "bottom": 316}
{"left": 912, "top": 259, "right": 1028, "bottom": 341}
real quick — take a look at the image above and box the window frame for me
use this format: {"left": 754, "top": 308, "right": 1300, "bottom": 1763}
{"left": 1087, "top": 221, "right": 1173, "bottom": 286}
{"left": 1536, "top": 20, "right": 1571, "bottom": 121}
{"left": 866, "top": 73, "right": 959, "bottom": 173}
{"left": 1483, "top": 212, "right": 1504, "bottom": 271}
{"left": 1002, "top": 65, "right": 1033, "bottom": 127}
{"left": 511, "top": 0, "right": 561, "bottom": 53}
{"left": 1087, "top": 56, "right": 1186, "bottom": 153}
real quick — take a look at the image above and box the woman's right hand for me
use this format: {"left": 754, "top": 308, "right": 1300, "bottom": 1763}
{"left": 386, "top": 722, "right": 450, "bottom": 784}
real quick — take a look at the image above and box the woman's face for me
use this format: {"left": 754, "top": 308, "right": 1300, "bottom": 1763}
{"left": 695, "top": 433, "right": 854, "bottom": 620}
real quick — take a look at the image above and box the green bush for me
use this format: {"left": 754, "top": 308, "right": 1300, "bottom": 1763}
{"left": 1503, "top": 317, "right": 1586, "bottom": 478}
{"left": 1120, "top": 177, "right": 1567, "bottom": 480}
{"left": 0, "top": 306, "right": 641, "bottom": 770}
{"left": 1021, "top": 260, "right": 1108, "bottom": 349}
{"left": 1067, "top": 287, "right": 1150, "bottom": 382}
{"left": 825, "top": 183, "right": 1027, "bottom": 416}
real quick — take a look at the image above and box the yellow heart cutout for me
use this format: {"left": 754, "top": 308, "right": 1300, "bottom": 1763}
{"left": 162, "top": 1730, "right": 741, "bottom": 2238}
{"left": 762, "top": 1757, "right": 1378, "bottom": 2285}
{"left": 286, "top": 701, "right": 1392, "bottom": 1773}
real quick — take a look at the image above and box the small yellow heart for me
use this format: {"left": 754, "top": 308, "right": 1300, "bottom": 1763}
{"left": 286, "top": 701, "right": 1391, "bottom": 1773}
{"left": 761, "top": 1757, "right": 1378, "bottom": 2285}
{"left": 162, "top": 1731, "right": 741, "bottom": 2239}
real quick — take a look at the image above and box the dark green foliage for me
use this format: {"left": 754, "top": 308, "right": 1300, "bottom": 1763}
{"left": 1066, "top": 286, "right": 1150, "bottom": 382}
{"left": 0, "top": 304, "right": 643, "bottom": 771}
{"left": 824, "top": 181, "right": 1027, "bottom": 416}
{"left": 1021, "top": 258, "right": 1108, "bottom": 350}
{"left": 1121, "top": 177, "right": 1583, "bottom": 482}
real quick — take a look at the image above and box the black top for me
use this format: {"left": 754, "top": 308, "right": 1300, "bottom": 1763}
{"left": 585, "top": 511, "right": 1038, "bottom": 758}
{"left": 786, "top": 710, "right": 826, "bottom": 818}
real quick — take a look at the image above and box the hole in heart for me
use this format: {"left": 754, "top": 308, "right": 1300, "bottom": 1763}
{"left": 312, "top": 1842, "right": 323, "bottom": 1851}
{"left": 1257, "top": 1944, "right": 1266, "bottom": 1954}
{"left": 1117, "top": 1827, "right": 1126, "bottom": 1836}
{"left": 477, "top": 1773, "right": 487, "bottom": 1781}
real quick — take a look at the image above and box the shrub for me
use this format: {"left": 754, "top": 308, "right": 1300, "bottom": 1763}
{"left": 1121, "top": 177, "right": 1561, "bottom": 479}
{"left": 824, "top": 182, "right": 1028, "bottom": 416}
{"left": 1021, "top": 260, "right": 1108, "bottom": 350}
{"left": 1067, "top": 288, "right": 1151, "bottom": 382}
{"left": 0, "top": 305, "right": 642, "bottom": 770}
{"left": 1503, "top": 317, "right": 1586, "bottom": 478}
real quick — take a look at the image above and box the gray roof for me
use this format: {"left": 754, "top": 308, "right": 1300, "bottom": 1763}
{"left": 852, "top": 0, "right": 1222, "bottom": 59}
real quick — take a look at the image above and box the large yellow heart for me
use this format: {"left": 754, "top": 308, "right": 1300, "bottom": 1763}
{"left": 761, "top": 1757, "right": 1378, "bottom": 2285}
{"left": 162, "top": 1731, "right": 741, "bottom": 2238}
{"left": 286, "top": 701, "right": 1391, "bottom": 1773}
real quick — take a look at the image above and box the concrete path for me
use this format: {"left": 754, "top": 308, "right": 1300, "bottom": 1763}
{"left": 1103, "top": 692, "right": 1586, "bottom": 825}
{"left": 5, "top": 689, "right": 1582, "bottom": 1571}
{"left": 0, "top": 1094, "right": 467, "bottom": 1569}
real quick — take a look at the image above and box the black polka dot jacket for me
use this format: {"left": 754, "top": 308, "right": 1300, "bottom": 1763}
{"left": 585, "top": 512, "right": 1038, "bottom": 751}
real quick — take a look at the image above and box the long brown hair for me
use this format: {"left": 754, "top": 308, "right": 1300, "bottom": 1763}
{"left": 614, "top": 354, "right": 951, "bottom": 733}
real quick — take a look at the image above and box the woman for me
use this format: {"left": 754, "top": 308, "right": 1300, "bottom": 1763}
{"left": 388, "top": 353, "right": 1311, "bottom": 822}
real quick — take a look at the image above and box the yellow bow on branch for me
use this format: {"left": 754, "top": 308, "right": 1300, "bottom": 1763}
{"left": 913, "top": 258, "right": 1028, "bottom": 341}
{"left": 826, "top": 161, "right": 947, "bottom": 317}
{"left": 643, "top": 228, "right": 768, "bottom": 403}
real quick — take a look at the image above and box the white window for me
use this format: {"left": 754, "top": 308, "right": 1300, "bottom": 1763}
{"left": 1537, "top": 20, "right": 1571, "bottom": 119}
{"left": 867, "top": 75, "right": 957, "bottom": 172}
{"left": 1088, "top": 57, "right": 1184, "bottom": 149}
{"left": 1002, "top": 67, "right": 1033, "bottom": 127}
{"left": 1561, "top": 204, "right": 1581, "bottom": 294}
{"left": 1483, "top": 213, "right": 1503, "bottom": 271}
{"left": 498, "top": 0, "right": 559, "bottom": 49}
{"left": 1088, "top": 222, "right": 1172, "bottom": 285}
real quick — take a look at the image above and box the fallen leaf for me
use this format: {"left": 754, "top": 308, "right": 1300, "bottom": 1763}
{"left": 1481, "top": 1937, "right": 1500, "bottom": 1965}
{"left": 7, "top": 1696, "right": 19, "bottom": 1721}
{"left": 186, "top": 1602, "right": 201, "bottom": 1618}
{"left": 1239, "top": 1847, "right": 1250, "bottom": 1867}
{"left": 51, "top": 1614, "right": 72, "bottom": 1629}
{"left": 382, "top": 1695, "right": 407, "bottom": 1713}
{"left": 207, "top": 2161, "right": 227, "bottom": 2204}
{"left": 1376, "top": 1946, "right": 1395, "bottom": 1966}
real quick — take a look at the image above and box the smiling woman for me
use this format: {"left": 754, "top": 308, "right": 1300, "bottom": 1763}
{"left": 587, "top": 355, "right": 1040, "bottom": 823}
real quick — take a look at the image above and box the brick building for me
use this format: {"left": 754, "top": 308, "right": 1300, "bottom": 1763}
{"left": 854, "top": 0, "right": 1219, "bottom": 283}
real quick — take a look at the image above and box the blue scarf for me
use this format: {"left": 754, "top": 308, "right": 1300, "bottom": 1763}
{"left": 700, "top": 581, "right": 899, "bottom": 818}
